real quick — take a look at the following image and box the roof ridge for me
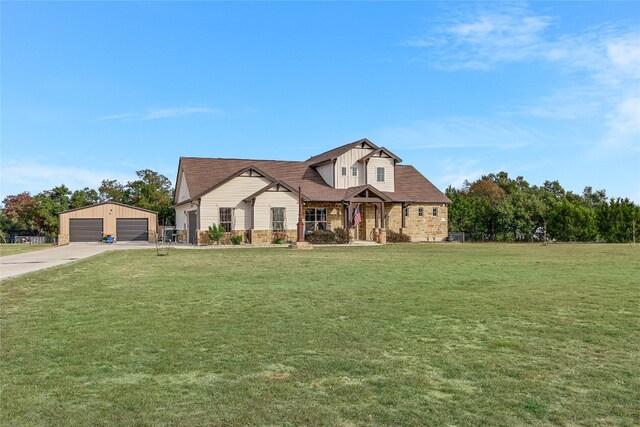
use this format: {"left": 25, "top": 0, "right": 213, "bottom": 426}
{"left": 181, "top": 156, "right": 304, "bottom": 163}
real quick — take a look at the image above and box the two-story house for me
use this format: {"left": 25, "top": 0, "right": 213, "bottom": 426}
{"left": 173, "top": 138, "right": 450, "bottom": 244}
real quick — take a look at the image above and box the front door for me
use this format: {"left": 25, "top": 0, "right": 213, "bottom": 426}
{"left": 187, "top": 211, "right": 197, "bottom": 244}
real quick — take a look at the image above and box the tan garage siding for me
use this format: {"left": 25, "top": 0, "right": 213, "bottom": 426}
{"left": 58, "top": 202, "right": 158, "bottom": 245}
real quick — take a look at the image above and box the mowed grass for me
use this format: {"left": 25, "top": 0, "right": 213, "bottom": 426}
{"left": 1, "top": 244, "right": 639, "bottom": 426}
{"left": 0, "top": 243, "right": 52, "bottom": 256}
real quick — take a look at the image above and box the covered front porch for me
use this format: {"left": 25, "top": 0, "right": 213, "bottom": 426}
{"left": 305, "top": 185, "right": 390, "bottom": 243}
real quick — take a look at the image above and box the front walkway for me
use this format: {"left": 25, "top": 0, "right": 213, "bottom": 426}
{"left": 0, "top": 242, "right": 153, "bottom": 280}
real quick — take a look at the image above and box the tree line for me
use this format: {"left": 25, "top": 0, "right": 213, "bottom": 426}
{"left": 446, "top": 172, "right": 639, "bottom": 243}
{"left": 1, "top": 169, "right": 174, "bottom": 239}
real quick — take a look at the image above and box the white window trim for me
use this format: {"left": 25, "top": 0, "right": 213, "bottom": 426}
{"left": 377, "top": 167, "right": 385, "bottom": 182}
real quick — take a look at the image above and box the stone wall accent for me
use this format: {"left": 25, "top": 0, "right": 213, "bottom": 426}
{"left": 250, "top": 229, "right": 297, "bottom": 244}
{"left": 196, "top": 230, "right": 248, "bottom": 245}
{"left": 384, "top": 203, "right": 448, "bottom": 242}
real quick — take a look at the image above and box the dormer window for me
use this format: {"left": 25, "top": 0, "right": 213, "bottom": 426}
{"left": 376, "top": 167, "right": 385, "bottom": 182}
{"left": 351, "top": 166, "right": 358, "bottom": 176}
{"left": 341, "top": 167, "right": 347, "bottom": 176}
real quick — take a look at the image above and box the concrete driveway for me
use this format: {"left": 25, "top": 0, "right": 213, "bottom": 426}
{"left": 0, "top": 243, "right": 154, "bottom": 281}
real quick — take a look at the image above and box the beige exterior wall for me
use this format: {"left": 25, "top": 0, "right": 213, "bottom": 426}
{"left": 176, "top": 171, "right": 191, "bottom": 203}
{"left": 199, "top": 175, "right": 271, "bottom": 230}
{"left": 58, "top": 203, "right": 157, "bottom": 245}
{"left": 334, "top": 147, "right": 373, "bottom": 188}
{"left": 384, "top": 202, "right": 448, "bottom": 241}
{"left": 174, "top": 202, "right": 196, "bottom": 235}
{"left": 253, "top": 190, "right": 299, "bottom": 230}
{"left": 367, "top": 157, "right": 395, "bottom": 192}
{"left": 316, "top": 162, "right": 334, "bottom": 187}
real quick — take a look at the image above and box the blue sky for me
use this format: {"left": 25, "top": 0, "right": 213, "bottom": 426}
{"left": 2, "top": 2, "right": 639, "bottom": 201}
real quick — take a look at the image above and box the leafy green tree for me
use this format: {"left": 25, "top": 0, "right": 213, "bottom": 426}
{"left": 34, "top": 185, "right": 72, "bottom": 236}
{"left": 548, "top": 198, "right": 597, "bottom": 242}
{"left": 2, "top": 192, "right": 38, "bottom": 232}
{"left": 446, "top": 186, "right": 475, "bottom": 234}
{"left": 70, "top": 187, "right": 99, "bottom": 208}
{"left": 127, "top": 169, "right": 175, "bottom": 225}
{"left": 208, "top": 224, "right": 226, "bottom": 245}
{"left": 0, "top": 211, "right": 19, "bottom": 242}
{"left": 596, "top": 198, "right": 640, "bottom": 242}
{"left": 99, "top": 179, "right": 130, "bottom": 203}
{"left": 582, "top": 186, "right": 607, "bottom": 208}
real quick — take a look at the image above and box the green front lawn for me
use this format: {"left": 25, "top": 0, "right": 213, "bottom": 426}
{"left": 1, "top": 244, "right": 639, "bottom": 425}
{"left": 0, "top": 243, "right": 52, "bottom": 256}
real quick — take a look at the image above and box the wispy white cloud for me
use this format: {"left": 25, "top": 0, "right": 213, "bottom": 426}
{"left": 436, "top": 157, "right": 486, "bottom": 189}
{"left": 405, "top": 3, "right": 640, "bottom": 151}
{"left": 95, "top": 107, "right": 220, "bottom": 122}
{"left": 406, "top": 3, "right": 552, "bottom": 70}
{"left": 0, "top": 161, "right": 136, "bottom": 198}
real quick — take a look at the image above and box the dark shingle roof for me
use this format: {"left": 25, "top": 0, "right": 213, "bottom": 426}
{"left": 383, "top": 165, "right": 451, "bottom": 204}
{"left": 177, "top": 146, "right": 450, "bottom": 205}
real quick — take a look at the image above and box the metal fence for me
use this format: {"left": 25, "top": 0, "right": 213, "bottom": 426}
{"left": 448, "top": 232, "right": 465, "bottom": 243}
{"left": 5, "top": 235, "right": 56, "bottom": 244}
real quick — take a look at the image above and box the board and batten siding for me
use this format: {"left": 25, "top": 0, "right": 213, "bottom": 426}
{"left": 175, "top": 171, "right": 191, "bottom": 203}
{"left": 334, "top": 147, "right": 373, "bottom": 188}
{"left": 367, "top": 157, "right": 395, "bottom": 192}
{"left": 316, "top": 162, "right": 334, "bottom": 187}
{"left": 58, "top": 203, "right": 157, "bottom": 244}
{"left": 199, "top": 175, "right": 271, "bottom": 230}
{"left": 253, "top": 190, "right": 298, "bottom": 230}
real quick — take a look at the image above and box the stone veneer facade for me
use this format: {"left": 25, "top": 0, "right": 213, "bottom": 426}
{"left": 182, "top": 202, "right": 446, "bottom": 245}
{"left": 385, "top": 203, "right": 448, "bottom": 241}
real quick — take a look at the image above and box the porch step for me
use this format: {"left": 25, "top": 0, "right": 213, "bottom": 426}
{"left": 348, "top": 240, "right": 381, "bottom": 246}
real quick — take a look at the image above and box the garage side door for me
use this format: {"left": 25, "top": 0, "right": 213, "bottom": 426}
{"left": 69, "top": 218, "right": 103, "bottom": 242}
{"left": 117, "top": 218, "right": 148, "bottom": 241}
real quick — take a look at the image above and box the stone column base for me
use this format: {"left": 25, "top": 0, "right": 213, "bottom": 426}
{"left": 377, "top": 229, "right": 387, "bottom": 244}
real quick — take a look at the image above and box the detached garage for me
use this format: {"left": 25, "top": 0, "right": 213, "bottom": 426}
{"left": 58, "top": 202, "right": 158, "bottom": 245}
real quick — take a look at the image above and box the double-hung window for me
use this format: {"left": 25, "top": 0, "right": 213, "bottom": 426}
{"left": 341, "top": 167, "right": 347, "bottom": 176}
{"left": 305, "top": 208, "right": 327, "bottom": 232}
{"left": 272, "top": 207, "right": 285, "bottom": 231}
{"left": 351, "top": 166, "right": 358, "bottom": 176}
{"left": 418, "top": 207, "right": 424, "bottom": 217}
{"left": 219, "top": 208, "right": 233, "bottom": 232}
{"left": 377, "top": 167, "right": 385, "bottom": 182}
{"left": 432, "top": 207, "right": 438, "bottom": 217}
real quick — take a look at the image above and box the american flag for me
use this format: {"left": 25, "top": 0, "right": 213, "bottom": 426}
{"left": 353, "top": 204, "right": 362, "bottom": 226}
